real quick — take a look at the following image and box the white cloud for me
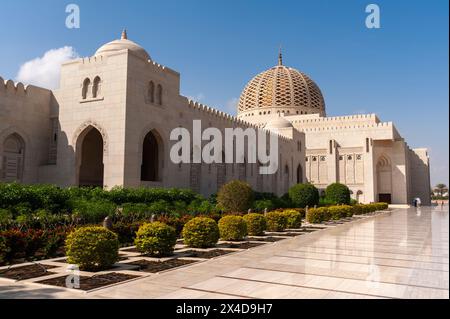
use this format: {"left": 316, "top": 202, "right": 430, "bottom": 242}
{"left": 16, "top": 46, "right": 79, "bottom": 90}
{"left": 187, "top": 93, "right": 205, "bottom": 102}
{"left": 225, "top": 97, "right": 239, "bottom": 115}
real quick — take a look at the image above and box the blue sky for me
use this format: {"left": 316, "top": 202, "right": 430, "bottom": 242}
{"left": 0, "top": 0, "right": 448, "bottom": 185}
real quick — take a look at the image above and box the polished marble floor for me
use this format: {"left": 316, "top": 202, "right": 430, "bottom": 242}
{"left": 1, "top": 206, "right": 448, "bottom": 299}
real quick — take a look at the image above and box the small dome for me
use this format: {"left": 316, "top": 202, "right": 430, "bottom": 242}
{"left": 95, "top": 30, "right": 151, "bottom": 61}
{"left": 238, "top": 52, "right": 325, "bottom": 116}
{"left": 265, "top": 116, "right": 293, "bottom": 129}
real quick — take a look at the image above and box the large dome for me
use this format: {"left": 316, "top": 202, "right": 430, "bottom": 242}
{"left": 95, "top": 30, "right": 151, "bottom": 61}
{"left": 238, "top": 54, "right": 325, "bottom": 117}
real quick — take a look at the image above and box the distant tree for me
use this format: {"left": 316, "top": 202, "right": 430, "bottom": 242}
{"left": 434, "top": 184, "right": 448, "bottom": 197}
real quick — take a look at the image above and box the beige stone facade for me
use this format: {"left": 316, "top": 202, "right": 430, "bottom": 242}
{"left": 0, "top": 32, "right": 431, "bottom": 205}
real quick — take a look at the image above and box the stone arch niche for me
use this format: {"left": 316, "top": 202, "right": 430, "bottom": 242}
{"left": 376, "top": 155, "right": 392, "bottom": 203}
{"left": 296, "top": 164, "right": 303, "bottom": 184}
{"left": 216, "top": 151, "right": 226, "bottom": 191}
{"left": 76, "top": 126, "right": 104, "bottom": 187}
{"left": 1, "top": 133, "right": 25, "bottom": 182}
{"left": 141, "top": 130, "right": 164, "bottom": 182}
{"left": 284, "top": 164, "right": 290, "bottom": 193}
{"left": 190, "top": 146, "right": 202, "bottom": 193}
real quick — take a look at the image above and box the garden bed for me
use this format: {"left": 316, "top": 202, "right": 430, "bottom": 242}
{"left": 247, "top": 236, "right": 287, "bottom": 242}
{"left": 126, "top": 258, "right": 199, "bottom": 273}
{"left": 53, "top": 254, "right": 129, "bottom": 264}
{"left": 216, "top": 242, "right": 266, "bottom": 249}
{"left": 182, "top": 249, "right": 235, "bottom": 259}
{"left": 37, "top": 272, "right": 139, "bottom": 291}
{"left": 264, "top": 232, "right": 303, "bottom": 237}
{"left": 0, "top": 264, "right": 58, "bottom": 281}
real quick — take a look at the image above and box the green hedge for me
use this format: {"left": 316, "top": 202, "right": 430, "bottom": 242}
{"left": 243, "top": 213, "right": 266, "bottom": 236}
{"left": 306, "top": 207, "right": 330, "bottom": 224}
{"left": 325, "top": 183, "right": 351, "bottom": 205}
{"left": 218, "top": 215, "right": 247, "bottom": 241}
{"left": 281, "top": 209, "right": 302, "bottom": 228}
{"left": 265, "top": 212, "right": 287, "bottom": 232}
{"left": 65, "top": 226, "right": 119, "bottom": 271}
{"left": 135, "top": 222, "right": 177, "bottom": 257}
{"left": 289, "top": 184, "right": 320, "bottom": 208}
{"left": 217, "top": 180, "right": 254, "bottom": 213}
{"left": 182, "top": 217, "right": 220, "bottom": 248}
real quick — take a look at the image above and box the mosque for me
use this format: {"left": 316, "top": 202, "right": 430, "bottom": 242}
{"left": 0, "top": 31, "right": 431, "bottom": 205}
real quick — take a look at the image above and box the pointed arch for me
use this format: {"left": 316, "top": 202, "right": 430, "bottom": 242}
{"left": 156, "top": 84, "right": 163, "bottom": 105}
{"left": 1, "top": 133, "right": 25, "bottom": 182}
{"left": 148, "top": 81, "right": 155, "bottom": 104}
{"left": 296, "top": 164, "right": 303, "bottom": 184}
{"left": 82, "top": 78, "right": 91, "bottom": 99}
{"left": 76, "top": 126, "right": 104, "bottom": 187}
{"left": 92, "top": 76, "right": 102, "bottom": 98}
{"left": 377, "top": 154, "right": 392, "bottom": 203}
{"left": 141, "top": 129, "right": 164, "bottom": 182}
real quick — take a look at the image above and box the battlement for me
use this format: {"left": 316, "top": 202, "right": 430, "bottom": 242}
{"left": 185, "top": 98, "right": 292, "bottom": 142}
{"left": 0, "top": 76, "right": 52, "bottom": 98}
{"left": 297, "top": 120, "right": 394, "bottom": 132}
{"left": 289, "top": 113, "right": 379, "bottom": 124}
{"left": 69, "top": 50, "right": 179, "bottom": 76}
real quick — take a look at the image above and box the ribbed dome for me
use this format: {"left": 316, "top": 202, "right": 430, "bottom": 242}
{"left": 238, "top": 57, "right": 325, "bottom": 116}
{"left": 95, "top": 30, "right": 151, "bottom": 61}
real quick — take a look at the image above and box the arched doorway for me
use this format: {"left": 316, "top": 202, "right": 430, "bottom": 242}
{"left": 2, "top": 133, "right": 25, "bottom": 182}
{"left": 377, "top": 155, "right": 392, "bottom": 203}
{"left": 296, "top": 164, "right": 303, "bottom": 184}
{"left": 78, "top": 127, "right": 104, "bottom": 187}
{"left": 141, "top": 130, "right": 162, "bottom": 182}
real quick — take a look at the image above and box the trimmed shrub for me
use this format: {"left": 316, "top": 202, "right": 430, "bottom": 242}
{"left": 282, "top": 209, "right": 302, "bottom": 228}
{"left": 243, "top": 213, "right": 266, "bottom": 236}
{"left": 218, "top": 215, "right": 247, "bottom": 241}
{"left": 217, "top": 180, "right": 254, "bottom": 213}
{"left": 328, "top": 206, "right": 345, "bottom": 220}
{"left": 325, "top": 183, "right": 351, "bottom": 205}
{"left": 65, "top": 226, "right": 119, "bottom": 271}
{"left": 265, "top": 211, "right": 287, "bottom": 232}
{"left": 135, "top": 222, "right": 177, "bottom": 257}
{"left": 289, "top": 184, "right": 319, "bottom": 208}
{"left": 306, "top": 207, "right": 330, "bottom": 224}
{"left": 182, "top": 217, "right": 220, "bottom": 248}
{"left": 352, "top": 204, "right": 365, "bottom": 215}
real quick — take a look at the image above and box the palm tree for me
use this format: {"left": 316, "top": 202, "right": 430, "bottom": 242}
{"left": 434, "top": 184, "right": 448, "bottom": 197}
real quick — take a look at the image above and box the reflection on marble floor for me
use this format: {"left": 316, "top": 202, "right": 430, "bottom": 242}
{"left": 0, "top": 206, "right": 448, "bottom": 299}
{"left": 160, "top": 205, "right": 449, "bottom": 299}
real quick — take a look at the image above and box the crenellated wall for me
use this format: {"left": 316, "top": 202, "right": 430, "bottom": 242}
{"left": 0, "top": 77, "right": 55, "bottom": 184}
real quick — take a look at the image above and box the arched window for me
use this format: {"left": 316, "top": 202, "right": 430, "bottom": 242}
{"left": 82, "top": 78, "right": 91, "bottom": 99}
{"left": 2, "top": 133, "right": 25, "bottom": 182}
{"left": 92, "top": 76, "right": 101, "bottom": 98}
{"left": 157, "top": 84, "right": 163, "bottom": 105}
{"left": 296, "top": 164, "right": 303, "bottom": 184}
{"left": 141, "top": 130, "right": 162, "bottom": 182}
{"left": 148, "top": 81, "right": 155, "bottom": 104}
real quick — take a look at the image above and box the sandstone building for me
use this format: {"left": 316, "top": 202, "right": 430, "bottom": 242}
{"left": 0, "top": 31, "right": 431, "bottom": 205}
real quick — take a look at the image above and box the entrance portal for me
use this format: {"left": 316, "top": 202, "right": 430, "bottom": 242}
{"left": 78, "top": 128, "right": 104, "bottom": 187}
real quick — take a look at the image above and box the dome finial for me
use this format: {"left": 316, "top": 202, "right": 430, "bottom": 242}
{"left": 278, "top": 45, "right": 283, "bottom": 66}
{"left": 121, "top": 29, "right": 128, "bottom": 40}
